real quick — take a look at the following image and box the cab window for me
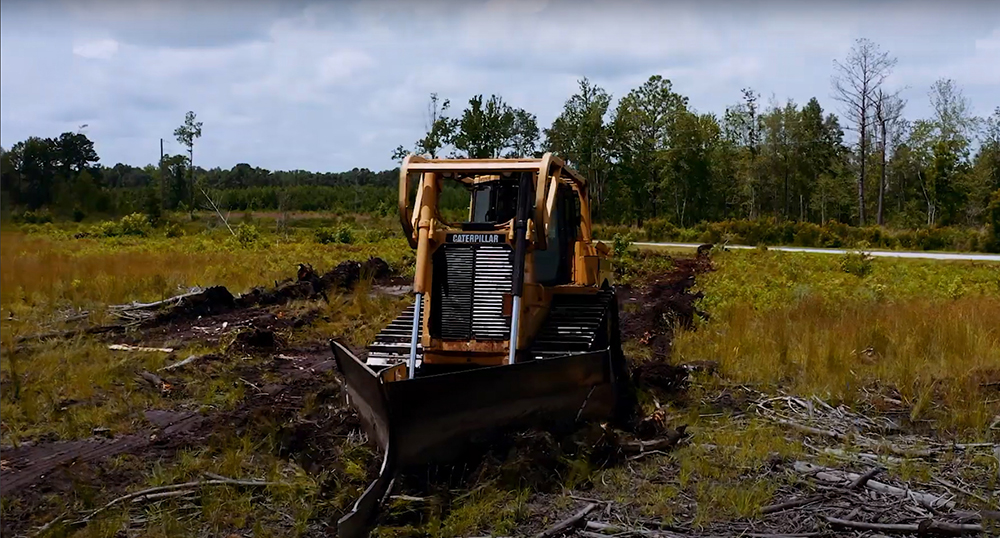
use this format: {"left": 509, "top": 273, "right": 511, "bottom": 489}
{"left": 534, "top": 184, "right": 580, "bottom": 285}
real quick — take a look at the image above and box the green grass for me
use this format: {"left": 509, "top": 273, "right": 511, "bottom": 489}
{"left": 3, "top": 216, "right": 999, "bottom": 536}
{"left": 674, "top": 249, "right": 1000, "bottom": 436}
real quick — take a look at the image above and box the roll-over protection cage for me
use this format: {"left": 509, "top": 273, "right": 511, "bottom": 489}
{"left": 397, "top": 153, "right": 594, "bottom": 252}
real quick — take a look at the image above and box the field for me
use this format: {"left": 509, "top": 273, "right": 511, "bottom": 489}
{"left": 1, "top": 214, "right": 999, "bottom": 537}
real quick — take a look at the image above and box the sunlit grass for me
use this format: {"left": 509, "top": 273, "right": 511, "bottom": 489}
{"left": 4, "top": 219, "right": 999, "bottom": 535}
{"left": 674, "top": 249, "right": 1000, "bottom": 436}
{"left": 0, "top": 227, "right": 412, "bottom": 345}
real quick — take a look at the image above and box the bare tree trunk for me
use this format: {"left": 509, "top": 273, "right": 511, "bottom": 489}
{"left": 919, "top": 172, "right": 935, "bottom": 226}
{"left": 858, "top": 95, "right": 868, "bottom": 226}
{"left": 783, "top": 156, "right": 790, "bottom": 220}
{"left": 832, "top": 38, "right": 897, "bottom": 228}
{"left": 875, "top": 91, "right": 888, "bottom": 226}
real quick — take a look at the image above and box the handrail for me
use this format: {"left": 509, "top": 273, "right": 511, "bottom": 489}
{"left": 398, "top": 154, "right": 425, "bottom": 248}
{"left": 533, "top": 153, "right": 553, "bottom": 251}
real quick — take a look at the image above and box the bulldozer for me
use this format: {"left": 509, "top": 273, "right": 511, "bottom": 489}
{"left": 330, "top": 153, "right": 635, "bottom": 537}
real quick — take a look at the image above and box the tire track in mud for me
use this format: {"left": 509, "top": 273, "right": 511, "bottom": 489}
{"left": 1, "top": 411, "right": 204, "bottom": 496}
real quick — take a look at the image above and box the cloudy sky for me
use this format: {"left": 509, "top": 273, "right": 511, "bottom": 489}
{"left": 1, "top": 0, "right": 997, "bottom": 172}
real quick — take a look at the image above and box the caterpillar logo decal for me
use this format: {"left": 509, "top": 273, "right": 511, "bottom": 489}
{"left": 446, "top": 233, "right": 504, "bottom": 244}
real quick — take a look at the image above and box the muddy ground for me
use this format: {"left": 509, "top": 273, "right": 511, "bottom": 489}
{"left": 2, "top": 251, "right": 995, "bottom": 537}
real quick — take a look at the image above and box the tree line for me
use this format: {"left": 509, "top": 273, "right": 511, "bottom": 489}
{"left": 2, "top": 38, "right": 998, "bottom": 231}
{"left": 393, "top": 39, "right": 999, "bottom": 230}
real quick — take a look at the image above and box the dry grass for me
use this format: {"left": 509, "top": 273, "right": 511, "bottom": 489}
{"left": 1, "top": 224, "right": 408, "bottom": 536}
{"left": 676, "top": 297, "right": 1000, "bottom": 434}
{"left": 674, "top": 250, "right": 1000, "bottom": 437}
{"left": 0, "top": 229, "right": 411, "bottom": 344}
{"left": 3, "top": 223, "right": 999, "bottom": 536}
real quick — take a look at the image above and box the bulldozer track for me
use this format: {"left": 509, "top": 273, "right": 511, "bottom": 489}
{"left": 0, "top": 412, "right": 204, "bottom": 496}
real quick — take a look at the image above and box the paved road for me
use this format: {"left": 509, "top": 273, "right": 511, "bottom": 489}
{"left": 629, "top": 241, "right": 1000, "bottom": 262}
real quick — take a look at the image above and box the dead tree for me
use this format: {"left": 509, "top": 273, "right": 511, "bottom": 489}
{"left": 874, "top": 89, "right": 905, "bottom": 226}
{"left": 832, "top": 38, "right": 897, "bottom": 226}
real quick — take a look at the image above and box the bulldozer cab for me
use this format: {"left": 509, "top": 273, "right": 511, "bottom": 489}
{"left": 393, "top": 154, "right": 613, "bottom": 373}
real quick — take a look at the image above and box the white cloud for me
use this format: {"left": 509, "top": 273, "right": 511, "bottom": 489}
{"left": 318, "top": 49, "right": 375, "bottom": 85}
{"left": 2, "top": 0, "right": 998, "bottom": 172}
{"left": 975, "top": 28, "right": 1000, "bottom": 52}
{"left": 72, "top": 38, "right": 119, "bottom": 60}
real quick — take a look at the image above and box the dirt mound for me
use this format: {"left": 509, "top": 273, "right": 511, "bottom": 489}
{"left": 36, "top": 257, "right": 397, "bottom": 339}
{"left": 619, "top": 253, "right": 713, "bottom": 358}
{"left": 228, "top": 327, "right": 283, "bottom": 353}
{"left": 633, "top": 361, "right": 689, "bottom": 393}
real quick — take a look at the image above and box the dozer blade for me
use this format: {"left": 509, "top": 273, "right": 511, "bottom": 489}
{"left": 330, "top": 339, "right": 628, "bottom": 538}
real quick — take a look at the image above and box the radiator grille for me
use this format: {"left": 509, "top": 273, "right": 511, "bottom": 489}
{"left": 431, "top": 244, "right": 513, "bottom": 341}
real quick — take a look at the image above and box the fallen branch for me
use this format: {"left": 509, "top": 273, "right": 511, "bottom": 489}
{"left": 794, "top": 461, "right": 954, "bottom": 509}
{"left": 160, "top": 354, "right": 213, "bottom": 372}
{"left": 33, "top": 512, "right": 67, "bottom": 537}
{"left": 128, "top": 489, "right": 195, "bottom": 503}
{"left": 201, "top": 187, "right": 236, "bottom": 237}
{"left": 138, "top": 371, "right": 174, "bottom": 394}
{"left": 823, "top": 516, "right": 983, "bottom": 536}
{"left": 775, "top": 418, "right": 847, "bottom": 440}
{"left": 739, "top": 532, "right": 826, "bottom": 538}
{"left": 109, "top": 289, "right": 203, "bottom": 312}
{"left": 848, "top": 466, "right": 883, "bottom": 490}
{"left": 933, "top": 476, "right": 990, "bottom": 505}
{"left": 535, "top": 503, "right": 597, "bottom": 538}
{"left": 16, "top": 323, "right": 124, "bottom": 344}
{"left": 621, "top": 425, "right": 688, "bottom": 454}
{"left": 110, "top": 344, "right": 175, "bottom": 353}
{"left": 389, "top": 495, "right": 426, "bottom": 503}
{"left": 76, "top": 478, "right": 285, "bottom": 524}
{"left": 585, "top": 521, "right": 663, "bottom": 537}
{"left": 761, "top": 493, "right": 827, "bottom": 514}
{"left": 951, "top": 510, "right": 1000, "bottom": 522}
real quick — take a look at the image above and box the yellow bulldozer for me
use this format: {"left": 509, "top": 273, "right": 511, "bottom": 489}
{"left": 331, "top": 153, "right": 636, "bottom": 537}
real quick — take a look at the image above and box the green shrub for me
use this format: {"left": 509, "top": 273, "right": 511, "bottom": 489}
{"left": 72, "top": 207, "right": 86, "bottom": 223}
{"left": 233, "top": 223, "right": 262, "bottom": 248}
{"left": 644, "top": 218, "right": 677, "bottom": 242}
{"left": 612, "top": 232, "right": 633, "bottom": 259}
{"left": 13, "top": 209, "right": 54, "bottom": 224}
{"left": 90, "top": 220, "right": 120, "bottom": 238}
{"left": 118, "top": 213, "right": 152, "bottom": 236}
{"left": 315, "top": 225, "right": 355, "bottom": 244}
{"left": 840, "top": 245, "right": 873, "bottom": 278}
{"left": 86, "top": 213, "right": 151, "bottom": 238}
{"left": 362, "top": 227, "right": 391, "bottom": 243}
{"left": 986, "top": 189, "right": 1000, "bottom": 253}
{"left": 163, "top": 222, "right": 184, "bottom": 238}
{"left": 621, "top": 218, "right": 990, "bottom": 253}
